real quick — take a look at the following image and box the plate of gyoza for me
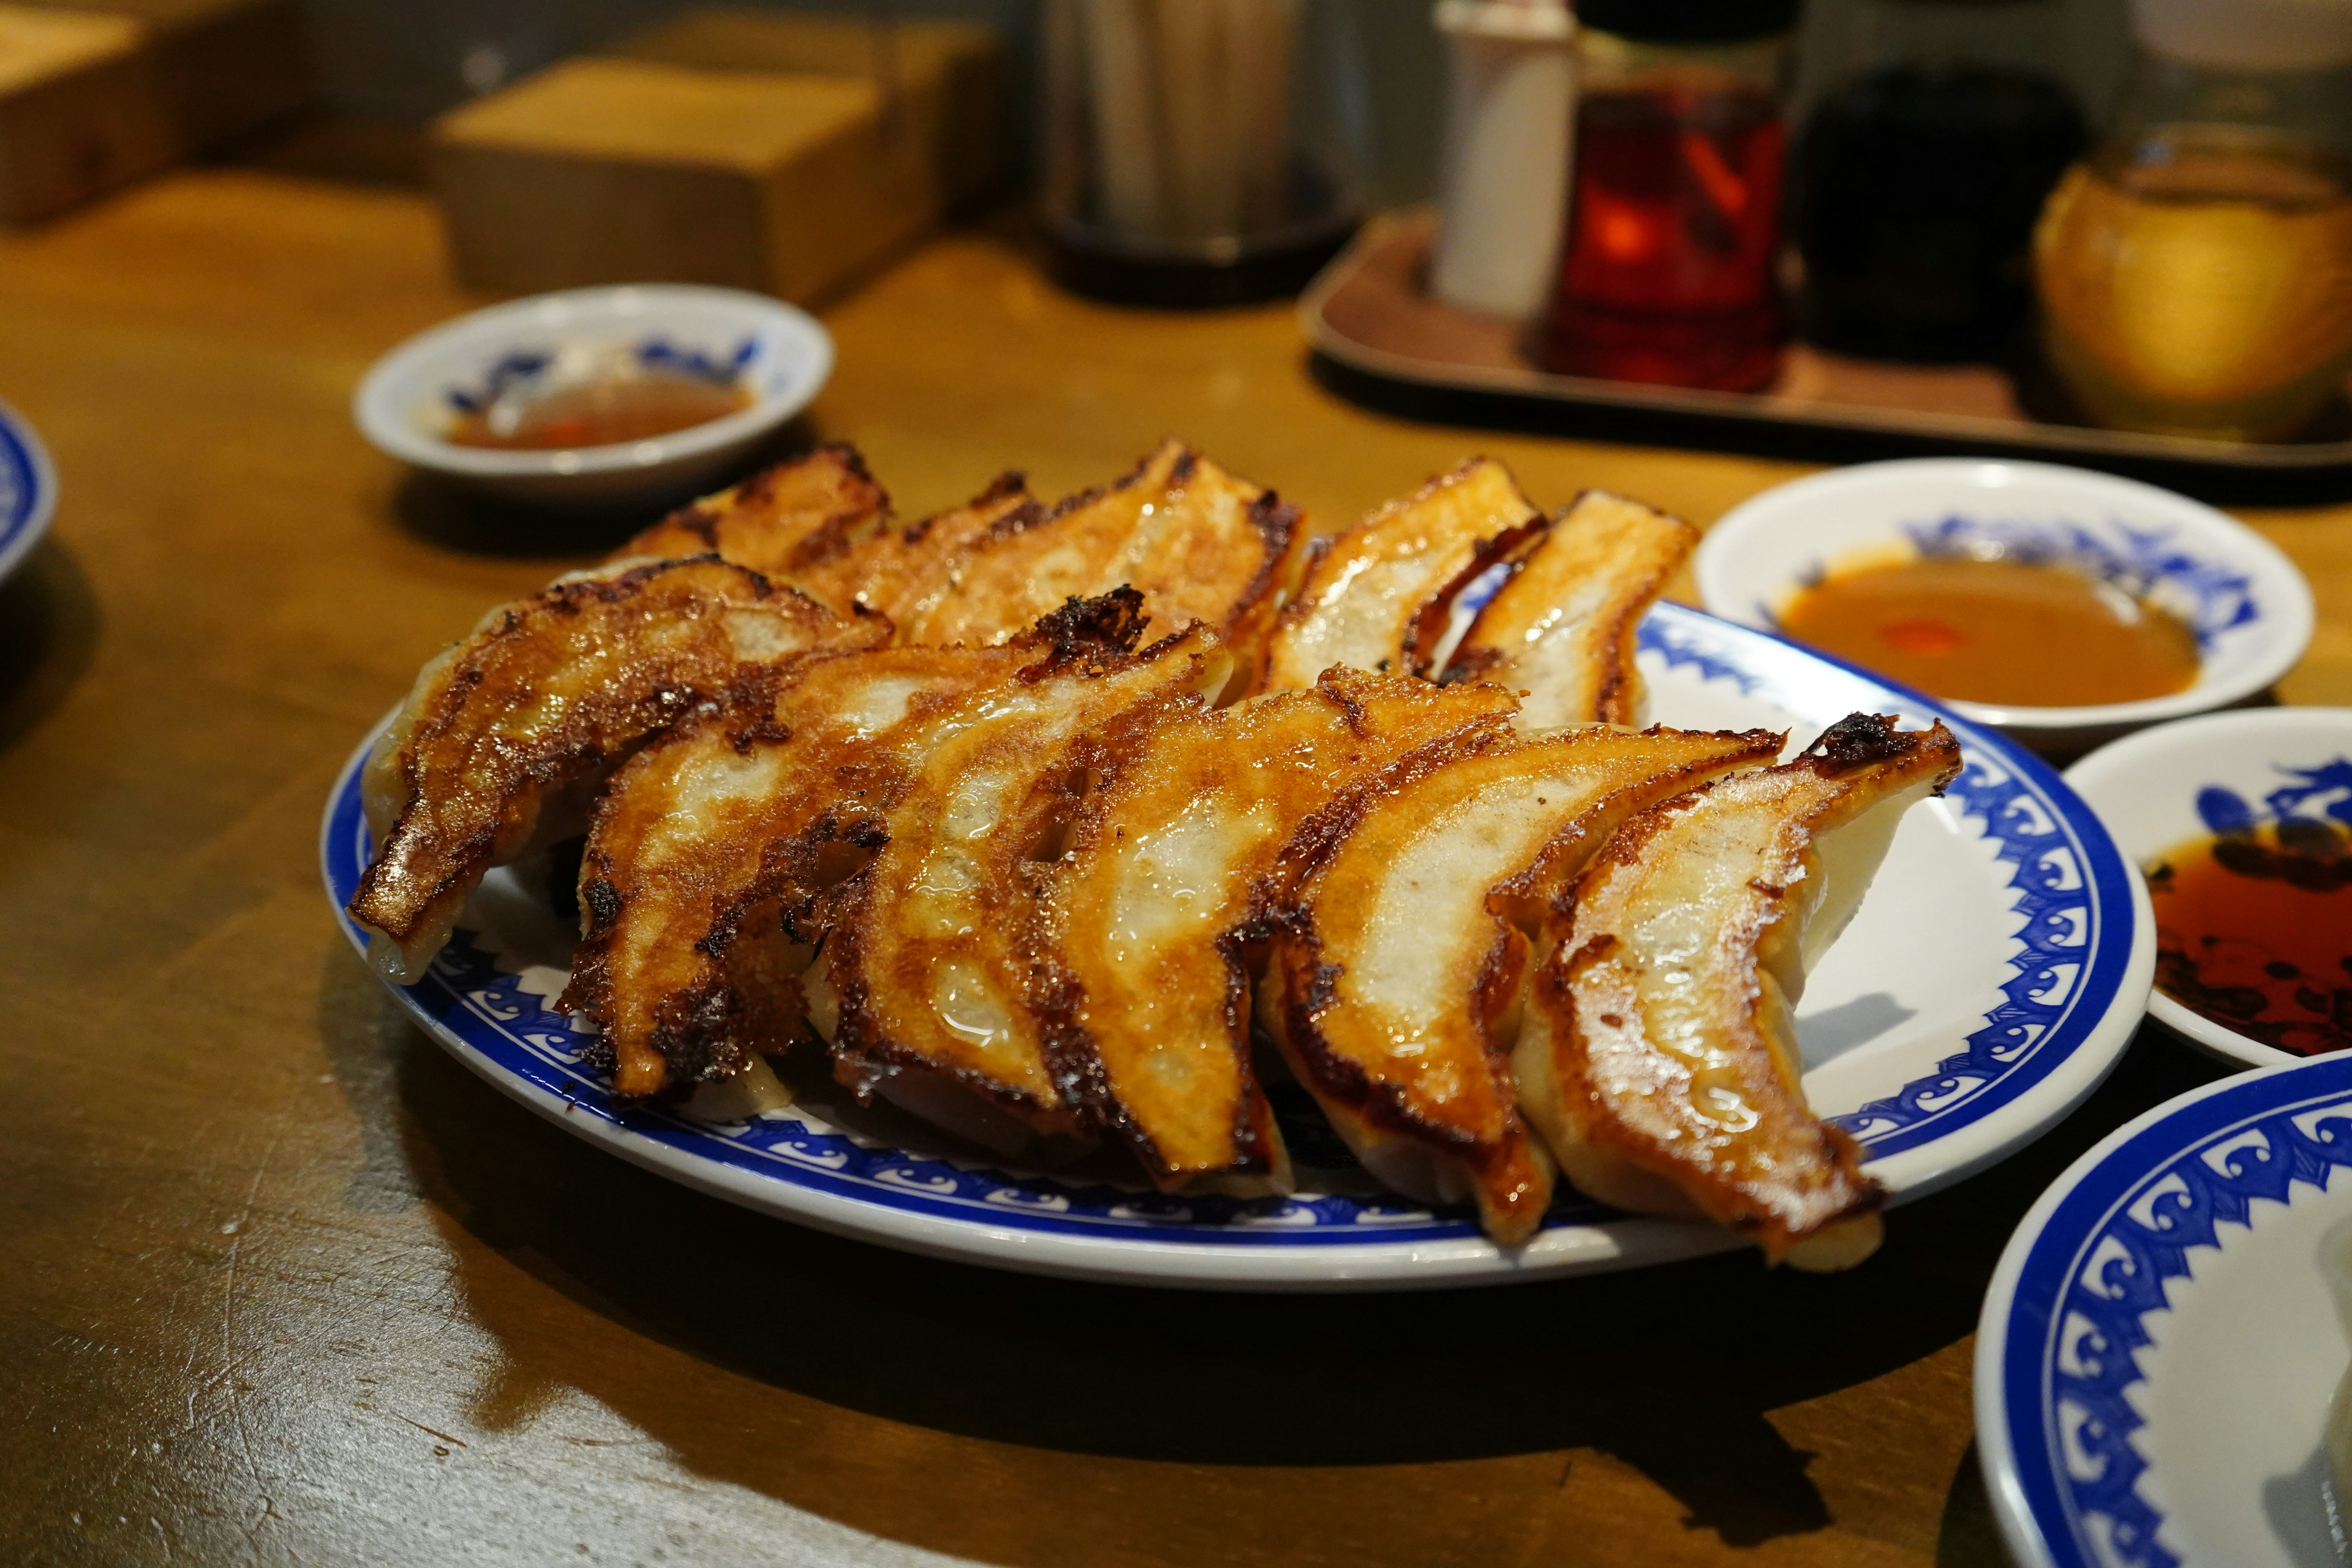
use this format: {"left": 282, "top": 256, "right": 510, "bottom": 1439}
{"left": 322, "top": 440, "right": 2154, "bottom": 1289}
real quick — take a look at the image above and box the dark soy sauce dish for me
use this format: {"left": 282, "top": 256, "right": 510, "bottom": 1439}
{"left": 2146, "top": 808, "right": 2352, "bottom": 1056}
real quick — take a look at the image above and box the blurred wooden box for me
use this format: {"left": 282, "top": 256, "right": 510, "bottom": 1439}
{"left": 431, "top": 11, "right": 1002, "bottom": 304}
{"left": 23, "top": 0, "right": 307, "bottom": 151}
{"left": 0, "top": 6, "right": 169, "bottom": 221}
{"left": 0, "top": 0, "right": 309, "bottom": 223}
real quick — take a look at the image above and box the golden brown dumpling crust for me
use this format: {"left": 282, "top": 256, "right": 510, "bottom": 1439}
{"left": 905, "top": 439, "right": 1310, "bottom": 688}
{"left": 1033, "top": 669, "right": 1520, "bottom": 1189}
{"left": 1443, "top": 490, "right": 1698, "bottom": 728}
{"left": 1261, "top": 725, "right": 1781, "bottom": 1245}
{"left": 1259, "top": 456, "right": 1543, "bottom": 693}
{"left": 621, "top": 445, "right": 892, "bottom": 594}
{"left": 348, "top": 557, "right": 872, "bottom": 983}
{"left": 812, "top": 603, "right": 1235, "bottom": 1148}
{"left": 1520, "top": 714, "right": 1964, "bottom": 1270}
{"left": 565, "top": 643, "right": 1023, "bottom": 1098}
{"left": 799, "top": 472, "right": 1038, "bottom": 630}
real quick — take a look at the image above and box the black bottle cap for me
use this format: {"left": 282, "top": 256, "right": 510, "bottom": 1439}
{"left": 1577, "top": 0, "right": 1801, "bottom": 44}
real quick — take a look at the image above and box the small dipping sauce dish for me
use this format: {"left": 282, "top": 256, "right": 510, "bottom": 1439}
{"left": 355, "top": 285, "right": 832, "bottom": 510}
{"left": 2068, "top": 707, "right": 2352, "bottom": 1066}
{"left": 1698, "top": 458, "right": 2313, "bottom": 756}
{"left": 442, "top": 342, "right": 755, "bottom": 451}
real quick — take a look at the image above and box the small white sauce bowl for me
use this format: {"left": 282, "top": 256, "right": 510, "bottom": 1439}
{"left": 2066, "top": 706, "right": 2352, "bottom": 1069}
{"left": 353, "top": 285, "right": 833, "bottom": 510}
{"left": 1697, "top": 458, "right": 2315, "bottom": 756}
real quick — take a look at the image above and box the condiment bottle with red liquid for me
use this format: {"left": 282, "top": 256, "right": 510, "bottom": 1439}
{"left": 1533, "top": 0, "right": 1798, "bottom": 392}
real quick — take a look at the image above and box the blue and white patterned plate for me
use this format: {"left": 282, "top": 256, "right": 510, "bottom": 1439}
{"left": 0, "top": 394, "right": 58, "bottom": 587}
{"left": 318, "top": 602, "right": 2154, "bottom": 1289}
{"left": 1979, "top": 1052, "right": 2352, "bottom": 1568}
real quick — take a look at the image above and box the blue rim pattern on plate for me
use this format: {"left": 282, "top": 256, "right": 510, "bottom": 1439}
{"left": 1988, "top": 1055, "right": 2352, "bottom": 1568}
{"left": 0, "top": 396, "right": 56, "bottom": 586}
{"left": 321, "top": 603, "right": 2139, "bottom": 1252}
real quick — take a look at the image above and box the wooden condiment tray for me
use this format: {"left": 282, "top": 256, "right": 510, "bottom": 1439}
{"left": 1303, "top": 213, "right": 2352, "bottom": 498}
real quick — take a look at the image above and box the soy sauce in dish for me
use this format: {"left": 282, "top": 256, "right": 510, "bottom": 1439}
{"left": 1777, "top": 556, "right": 2198, "bottom": 707}
{"left": 446, "top": 371, "right": 752, "bottom": 450}
{"left": 2147, "top": 820, "right": 2352, "bottom": 1055}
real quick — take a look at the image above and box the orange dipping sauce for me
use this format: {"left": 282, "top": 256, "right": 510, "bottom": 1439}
{"left": 1777, "top": 556, "right": 2199, "bottom": 707}
{"left": 2148, "top": 824, "right": 2352, "bottom": 1055}
{"left": 446, "top": 372, "right": 751, "bottom": 451}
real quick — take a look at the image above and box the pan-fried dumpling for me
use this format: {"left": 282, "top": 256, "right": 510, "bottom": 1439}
{"left": 1442, "top": 490, "right": 1697, "bottom": 728}
{"left": 1259, "top": 457, "right": 1542, "bottom": 692}
{"left": 622, "top": 444, "right": 892, "bottom": 590}
{"left": 565, "top": 641, "right": 1023, "bottom": 1098}
{"left": 1516, "top": 714, "right": 1964, "bottom": 1270}
{"left": 1032, "top": 668, "right": 1520, "bottom": 1193}
{"left": 1261, "top": 725, "right": 1782, "bottom": 1244}
{"left": 906, "top": 440, "right": 1310, "bottom": 693}
{"left": 806, "top": 600, "right": 1234, "bottom": 1155}
{"left": 348, "top": 557, "right": 875, "bottom": 984}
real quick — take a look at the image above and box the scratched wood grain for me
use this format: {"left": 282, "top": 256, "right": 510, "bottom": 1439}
{"left": 0, "top": 167, "right": 2316, "bottom": 1567}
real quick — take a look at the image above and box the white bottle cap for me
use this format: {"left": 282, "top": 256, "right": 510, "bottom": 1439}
{"left": 1433, "top": 0, "right": 1572, "bottom": 42}
{"left": 2131, "top": 0, "right": 2352, "bottom": 70}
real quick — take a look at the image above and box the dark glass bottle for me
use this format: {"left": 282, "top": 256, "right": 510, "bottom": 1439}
{"left": 1532, "top": 0, "right": 1799, "bottom": 392}
{"left": 1794, "top": 0, "right": 2086, "bottom": 363}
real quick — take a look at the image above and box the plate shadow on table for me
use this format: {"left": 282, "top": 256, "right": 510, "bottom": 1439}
{"left": 317, "top": 944, "right": 2226, "bottom": 1558}
{"left": 385, "top": 417, "right": 831, "bottom": 561}
{"left": 0, "top": 538, "right": 99, "bottom": 758}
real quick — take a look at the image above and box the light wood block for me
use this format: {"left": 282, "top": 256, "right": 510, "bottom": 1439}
{"left": 0, "top": 5, "right": 172, "bottom": 221}
{"left": 606, "top": 8, "right": 1003, "bottom": 210}
{"left": 431, "top": 12, "right": 1003, "bottom": 304}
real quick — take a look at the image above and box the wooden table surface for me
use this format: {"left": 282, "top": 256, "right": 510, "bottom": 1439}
{"left": 4, "top": 168, "right": 2346, "bottom": 1568}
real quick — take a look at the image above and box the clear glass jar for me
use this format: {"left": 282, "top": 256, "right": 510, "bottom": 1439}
{"left": 2032, "top": 0, "right": 2352, "bottom": 441}
{"left": 1793, "top": 0, "right": 2087, "bottom": 362}
{"left": 1038, "top": 0, "right": 1370, "bottom": 306}
{"left": 1532, "top": 1, "right": 1798, "bottom": 393}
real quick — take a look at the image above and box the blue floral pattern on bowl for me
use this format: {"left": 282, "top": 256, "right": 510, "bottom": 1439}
{"left": 1758, "top": 514, "right": 2262, "bottom": 657}
{"left": 1903, "top": 514, "right": 2260, "bottom": 651}
{"left": 321, "top": 602, "right": 2142, "bottom": 1281}
{"left": 0, "top": 398, "right": 55, "bottom": 586}
{"left": 445, "top": 333, "right": 760, "bottom": 413}
{"left": 2195, "top": 758, "right": 2352, "bottom": 841}
{"left": 1991, "top": 1058, "right": 2352, "bottom": 1568}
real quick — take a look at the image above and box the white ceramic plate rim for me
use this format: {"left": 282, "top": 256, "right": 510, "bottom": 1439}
{"left": 0, "top": 394, "right": 58, "bottom": 587}
{"left": 320, "top": 603, "right": 2154, "bottom": 1289}
{"left": 352, "top": 284, "right": 834, "bottom": 478}
{"left": 1696, "top": 458, "right": 2315, "bottom": 732}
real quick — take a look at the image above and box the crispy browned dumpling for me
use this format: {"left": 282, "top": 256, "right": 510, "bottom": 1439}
{"left": 797, "top": 471, "right": 1038, "bottom": 629}
{"left": 806, "top": 606, "right": 1235, "bottom": 1156}
{"left": 348, "top": 557, "right": 874, "bottom": 983}
{"left": 1518, "top": 714, "right": 1964, "bottom": 1270}
{"left": 1033, "top": 669, "right": 1521, "bottom": 1193}
{"left": 1259, "top": 725, "right": 1782, "bottom": 1245}
{"left": 1443, "top": 491, "right": 1698, "bottom": 728}
{"left": 621, "top": 445, "right": 892, "bottom": 592}
{"left": 905, "top": 439, "right": 1311, "bottom": 688}
{"left": 564, "top": 642, "right": 1025, "bottom": 1098}
{"left": 1258, "top": 457, "right": 1543, "bottom": 692}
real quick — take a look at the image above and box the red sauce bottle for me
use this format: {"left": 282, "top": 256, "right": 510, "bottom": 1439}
{"left": 1533, "top": 0, "right": 1797, "bottom": 393}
